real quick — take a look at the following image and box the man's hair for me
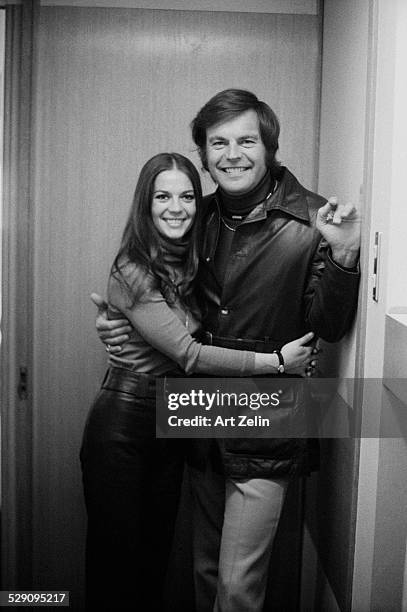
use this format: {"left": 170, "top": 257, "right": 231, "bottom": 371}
{"left": 191, "top": 89, "right": 280, "bottom": 174}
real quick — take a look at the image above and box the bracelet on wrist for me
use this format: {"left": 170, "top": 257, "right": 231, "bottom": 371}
{"left": 272, "top": 350, "right": 285, "bottom": 373}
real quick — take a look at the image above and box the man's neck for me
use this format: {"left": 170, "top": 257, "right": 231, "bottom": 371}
{"left": 218, "top": 171, "right": 273, "bottom": 218}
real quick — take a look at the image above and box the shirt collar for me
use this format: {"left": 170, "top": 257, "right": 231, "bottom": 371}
{"left": 208, "top": 167, "right": 311, "bottom": 224}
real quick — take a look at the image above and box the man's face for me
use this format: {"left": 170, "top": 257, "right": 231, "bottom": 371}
{"left": 205, "top": 109, "right": 268, "bottom": 196}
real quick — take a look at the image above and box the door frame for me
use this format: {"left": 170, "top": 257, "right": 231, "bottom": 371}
{"left": 1, "top": 0, "right": 323, "bottom": 596}
{"left": 1, "top": 0, "right": 38, "bottom": 589}
{"left": 352, "top": 0, "right": 407, "bottom": 608}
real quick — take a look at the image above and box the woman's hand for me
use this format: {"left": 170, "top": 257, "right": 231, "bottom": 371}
{"left": 91, "top": 293, "right": 131, "bottom": 354}
{"left": 281, "top": 332, "right": 317, "bottom": 374}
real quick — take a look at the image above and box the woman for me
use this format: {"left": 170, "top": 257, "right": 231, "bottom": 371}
{"left": 80, "top": 153, "right": 314, "bottom": 611}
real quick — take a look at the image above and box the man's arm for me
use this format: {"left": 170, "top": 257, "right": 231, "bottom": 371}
{"left": 91, "top": 293, "right": 131, "bottom": 354}
{"left": 303, "top": 197, "right": 361, "bottom": 342}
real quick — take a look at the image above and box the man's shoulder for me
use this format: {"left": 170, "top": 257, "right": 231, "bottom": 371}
{"left": 280, "top": 167, "right": 326, "bottom": 222}
{"left": 304, "top": 187, "right": 326, "bottom": 221}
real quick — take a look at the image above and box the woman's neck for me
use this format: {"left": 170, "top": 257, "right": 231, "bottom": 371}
{"left": 156, "top": 233, "right": 189, "bottom": 265}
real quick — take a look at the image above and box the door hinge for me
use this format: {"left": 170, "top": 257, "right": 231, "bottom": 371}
{"left": 372, "top": 231, "right": 382, "bottom": 302}
{"left": 18, "top": 366, "right": 28, "bottom": 400}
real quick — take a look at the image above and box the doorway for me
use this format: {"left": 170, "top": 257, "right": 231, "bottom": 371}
{"left": 2, "top": 3, "right": 322, "bottom": 608}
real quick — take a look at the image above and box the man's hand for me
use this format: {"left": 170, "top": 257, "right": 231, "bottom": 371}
{"left": 316, "top": 196, "right": 361, "bottom": 268}
{"left": 91, "top": 293, "right": 131, "bottom": 355}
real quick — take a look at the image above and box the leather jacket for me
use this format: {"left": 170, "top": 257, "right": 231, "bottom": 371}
{"left": 194, "top": 167, "right": 360, "bottom": 478}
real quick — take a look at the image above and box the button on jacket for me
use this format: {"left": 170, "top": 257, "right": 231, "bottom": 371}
{"left": 195, "top": 167, "right": 360, "bottom": 478}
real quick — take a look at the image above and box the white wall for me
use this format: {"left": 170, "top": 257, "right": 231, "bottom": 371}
{"left": 302, "top": 1, "right": 370, "bottom": 610}
{"left": 317, "top": 2, "right": 407, "bottom": 611}
{"left": 386, "top": 0, "right": 407, "bottom": 310}
{"left": 352, "top": 1, "right": 407, "bottom": 610}
{"left": 362, "top": 2, "right": 407, "bottom": 611}
{"left": 318, "top": 0, "right": 369, "bottom": 380}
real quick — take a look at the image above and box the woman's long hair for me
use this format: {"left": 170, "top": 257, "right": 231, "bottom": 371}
{"left": 112, "top": 153, "right": 202, "bottom": 309}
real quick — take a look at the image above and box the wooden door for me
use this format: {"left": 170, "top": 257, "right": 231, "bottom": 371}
{"left": 3, "top": 4, "right": 321, "bottom": 609}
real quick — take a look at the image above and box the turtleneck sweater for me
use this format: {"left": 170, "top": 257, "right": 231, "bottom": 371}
{"left": 157, "top": 232, "right": 189, "bottom": 265}
{"left": 214, "top": 171, "right": 275, "bottom": 285}
{"left": 218, "top": 170, "right": 273, "bottom": 219}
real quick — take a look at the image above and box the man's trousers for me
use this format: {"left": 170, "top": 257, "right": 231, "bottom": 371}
{"left": 189, "top": 461, "right": 288, "bottom": 612}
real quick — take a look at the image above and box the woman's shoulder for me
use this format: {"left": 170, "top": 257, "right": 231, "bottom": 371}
{"left": 110, "top": 258, "right": 144, "bottom": 284}
{"left": 108, "top": 259, "right": 160, "bottom": 307}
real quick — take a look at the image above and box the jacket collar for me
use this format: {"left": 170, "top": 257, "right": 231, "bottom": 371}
{"left": 207, "top": 167, "right": 311, "bottom": 225}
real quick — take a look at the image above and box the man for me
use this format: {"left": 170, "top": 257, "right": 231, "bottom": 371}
{"left": 94, "top": 89, "right": 360, "bottom": 611}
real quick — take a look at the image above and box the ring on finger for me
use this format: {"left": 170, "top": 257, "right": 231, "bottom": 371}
{"left": 105, "top": 345, "right": 111, "bottom": 353}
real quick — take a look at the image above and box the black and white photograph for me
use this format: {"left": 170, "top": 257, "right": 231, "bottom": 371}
{"left": 1, "top": 1, "right": 406, "bottom": 610}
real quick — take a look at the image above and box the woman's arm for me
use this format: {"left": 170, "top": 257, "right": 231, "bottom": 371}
{"left": 108, "top": 274, "right": 314, "bottom": 376}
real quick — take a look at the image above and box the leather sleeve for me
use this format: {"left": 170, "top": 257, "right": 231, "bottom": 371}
{"left": 303, "top": 238, "right": 360, "bottom": 342}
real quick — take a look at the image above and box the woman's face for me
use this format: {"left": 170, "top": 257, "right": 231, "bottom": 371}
{"left": 151, "top": 168, "right": 196, "bottom": 240}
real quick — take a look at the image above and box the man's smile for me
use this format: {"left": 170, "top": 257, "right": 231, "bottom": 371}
{"left": 221, "top": 167, "right": 251, "bottom": 174}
